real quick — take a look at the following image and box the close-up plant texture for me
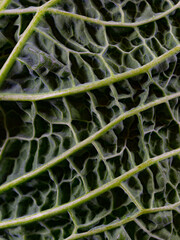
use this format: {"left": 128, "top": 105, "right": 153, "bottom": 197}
{"left": 0, "top": 0, "right": 180, "bottom": 239}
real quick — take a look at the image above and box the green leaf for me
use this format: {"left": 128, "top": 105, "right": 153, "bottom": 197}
{"left": 0, "top": 0, "right": 180, "bottom": 239}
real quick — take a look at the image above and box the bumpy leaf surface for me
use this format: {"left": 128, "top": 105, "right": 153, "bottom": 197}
{"left": 0, "top": 0, "right": 180, "bottom": 239}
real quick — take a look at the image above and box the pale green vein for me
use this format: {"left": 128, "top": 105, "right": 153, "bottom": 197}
{"left": 0, "top": 0, "right": 61, "bottom": 86}
{"left": 0, "top": 92, "right": 180, "bottom": 195}
{"left": 0, "top": 6, "right": 38, "bottom": 14}
{"left": 48, "top": 2, "right": 180, "bottom": 27}
{"left": 135, "top": 219, "right": 164, "bottom": 240}
{"left": 0, "top": 45, "right": 179, "bottom": 101}
{"left": 0, "top": 148, "right": 179, "bottom": 229}
{"left": 64, "top": 201, "right": 180, "bottom": 240}
{"left": 0, "top": 2, "right": 179, "bottom": 27}
{"left": 120, "top": 183, "right": 144, "bottom": 211}
{"left": 0, "top": 0, "right": 11, "bottom": 11}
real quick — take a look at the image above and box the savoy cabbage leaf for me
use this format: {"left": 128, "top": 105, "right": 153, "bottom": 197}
{"left": 0, "top": 0, "right": 180, "bottom": 239}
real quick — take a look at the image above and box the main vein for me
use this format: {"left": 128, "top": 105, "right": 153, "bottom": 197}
{"left": 48, "top": 2, "right": 180, "bottom": 27}
{"left": 0, "top": 0, "right": 61, "bottom": 86}
{"left": 0, "top": 45, "right": 179, "bottom": 101}
{"left": 0, "top": 147, "right": 180, "bottom": 229}
{"left": 0, "top": 92, "right": 180, "bottom": 195}
{"left": 0, "top": 0, "right": 11, "bottom": 11}
{"left": 0, "top": 2, "right": 179, "bottom": 28}
{"left": 64, "top": 201, "right": 180, "bottom": 240}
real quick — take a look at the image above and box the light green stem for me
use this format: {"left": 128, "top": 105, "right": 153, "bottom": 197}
{"left": 0, "top": 0, "right": 11, "bottom": 11}
{"left": 48, "top": 2, "right": 180, "bottom": 27}
{"left": 0, "top": 0, "right": 61, "bottom": 86}
{"left": 0, "top": 2, "right": 179, "bottom": 28}
{"left": 0, "top": 92, "right": 179, "bottom": 194}
{"left": 0, "top": 6, "right": 38, "bottom": 14}
{"left": 65, "top": 201, "right": 180, "bottom": 240}
{"left": 0, "top": 45, "right": 179, "bottom": 101}
{"left": 0, "top": 148, "right": 179, "bottom": 229}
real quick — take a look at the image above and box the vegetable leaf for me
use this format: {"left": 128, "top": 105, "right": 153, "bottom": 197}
{"left": 0, "top": 0, "right": 180, "bottom": 239}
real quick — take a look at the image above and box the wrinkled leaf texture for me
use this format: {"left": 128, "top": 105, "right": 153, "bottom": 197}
{"left": 0, "top": 0, "right": 180, "bottom": 239}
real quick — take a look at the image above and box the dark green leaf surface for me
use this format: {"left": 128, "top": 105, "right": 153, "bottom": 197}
{"left": 0, "top": 0, "right": 180, "bottom": 239}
